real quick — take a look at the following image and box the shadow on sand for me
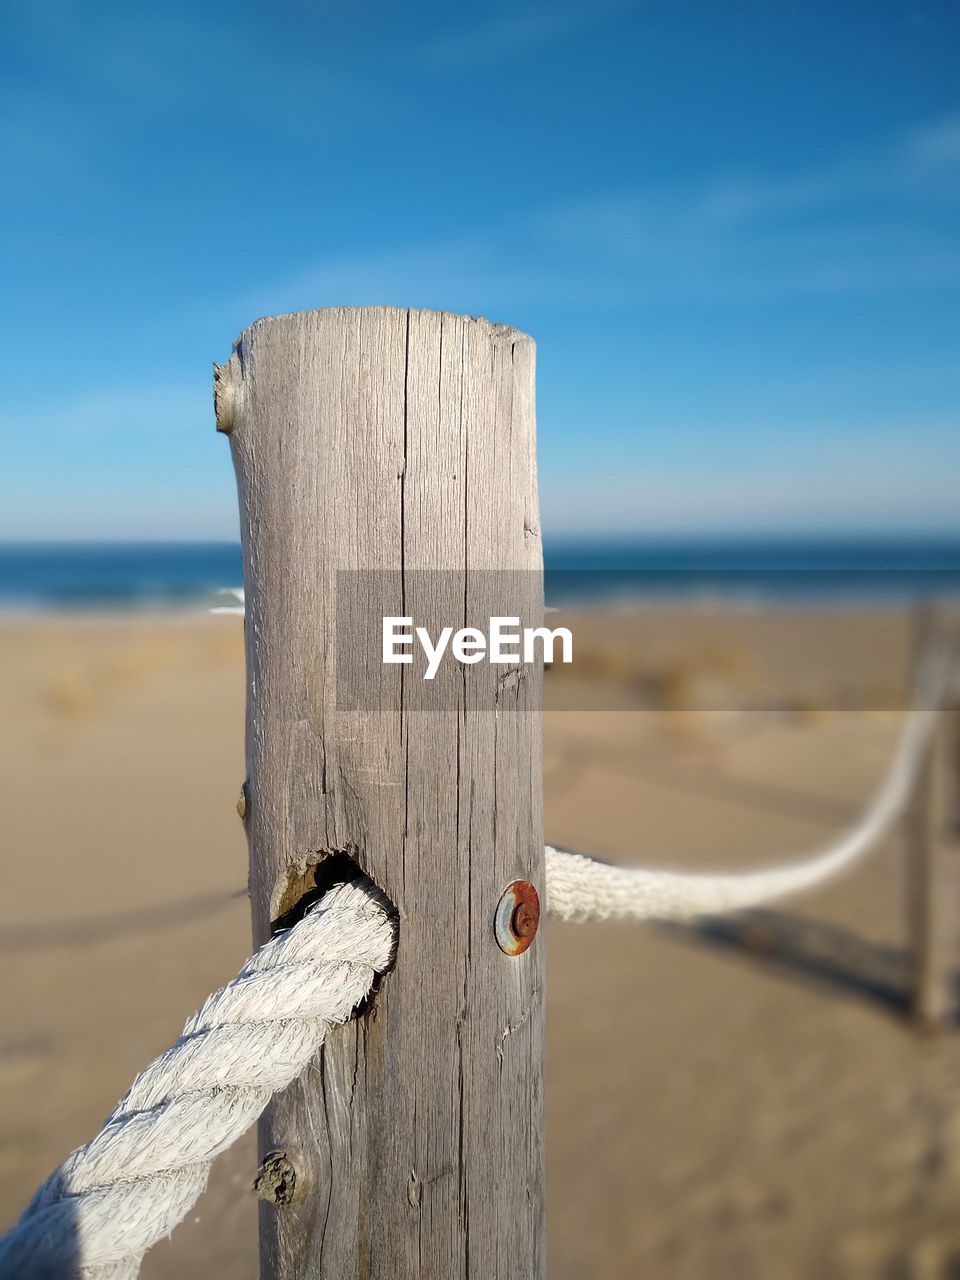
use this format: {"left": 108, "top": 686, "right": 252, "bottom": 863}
{"left": 663, "top": 908, "right": 957, "bottom": 1026}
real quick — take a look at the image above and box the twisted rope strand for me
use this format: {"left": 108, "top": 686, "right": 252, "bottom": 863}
{"left": 0, "top": 879, "right": 396, "bottom": 1280}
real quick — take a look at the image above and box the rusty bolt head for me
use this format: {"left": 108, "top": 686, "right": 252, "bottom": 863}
{"left": 495, "top": 880, "right": 540, "bottom": 956}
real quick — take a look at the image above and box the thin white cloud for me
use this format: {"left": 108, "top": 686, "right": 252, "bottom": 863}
{"left": 421, "top": 0, "right": 633, "bottom": 68}
{"left": 1, "top": 0, "right": 389, "bottom": 202}
{"left": 237, "top": 235, "right": 577, "bottom": 321}
{"left": 247, "top": 113, "right": 960, "bottom": 318}
{"left": 903, "top": 113, "right": 960, "bottom": 166}
{"left": 253, "top": 113, "right": 960, "bottom": 318}
{"left": 0, "top": 378, "right": 235, "bottom": 540}
{"left": 531, "top": 111, "right": 960, "bottom": 302}
{"left": 0, "top": 385, "right": 207, "bottom": 442}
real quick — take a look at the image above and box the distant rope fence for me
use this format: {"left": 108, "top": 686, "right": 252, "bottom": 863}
{"left": 547, "top": 645, "right": 950, "bottom": 922}
{"left": 0, "top": 641, "right": 954, "bottom": 1278}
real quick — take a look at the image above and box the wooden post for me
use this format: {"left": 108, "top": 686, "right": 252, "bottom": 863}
{"left": 905, "top": 604, "right": 958, "bottom": 1030}
{"left": 216, "top": 308, "right": 546, "bottom": 1279}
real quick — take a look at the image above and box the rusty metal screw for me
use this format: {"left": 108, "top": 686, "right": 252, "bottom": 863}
{"left": 495, "top": 880, "right": 540, "bottom": 955}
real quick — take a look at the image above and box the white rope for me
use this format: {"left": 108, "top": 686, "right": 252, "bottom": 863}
{"left": 3, "top": 615, "right": 952, "bottom": 1275}
{"left": 0, "top": 879, "right": 396, "bottom": 1280}
{"left": 546, "top": 647, "right": 951, "bottom": 923}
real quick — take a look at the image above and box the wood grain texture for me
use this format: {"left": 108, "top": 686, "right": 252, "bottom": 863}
{"left": 218, "top": 308, "right": 545, "bottom": 1279}
{"left": 906, "top": 713, "right": 947, "bottom": 1028}
{"left": 906, "top": 607, "right": 958, "bottom": 1030}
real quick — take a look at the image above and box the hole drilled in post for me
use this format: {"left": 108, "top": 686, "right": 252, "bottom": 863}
{"left": 270, "top": 852, "right": 399, "bottom": 1006}
{"left": 271, "top": 851, "right": 372, "bottom": 934}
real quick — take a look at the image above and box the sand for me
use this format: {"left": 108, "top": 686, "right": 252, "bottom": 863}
{"left": 1, "top": 605, "right": 958, "bottom": 1279}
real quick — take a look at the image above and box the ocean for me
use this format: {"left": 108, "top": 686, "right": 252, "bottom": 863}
{"left": 1, "top": 539, "right": 960, "bottom": 611}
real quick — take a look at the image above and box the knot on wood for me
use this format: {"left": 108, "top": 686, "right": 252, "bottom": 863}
{"left": 254, "top": 1150, "right": 297, "bottom": 1206}
{"left": 213, "top": 361, "right": 235, "bottom": 434}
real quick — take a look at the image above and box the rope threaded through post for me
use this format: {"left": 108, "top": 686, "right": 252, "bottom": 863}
{"left": 0, "top": 879, "right": 396, "bottom": 1280}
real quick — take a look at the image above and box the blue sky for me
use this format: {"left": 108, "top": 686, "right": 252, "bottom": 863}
{"left": 2, "top": 0, "right": 958, "bottom": 540}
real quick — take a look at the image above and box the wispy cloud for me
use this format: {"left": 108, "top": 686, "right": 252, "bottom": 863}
{"left": 420, "top": 0, "right": 633, "bottom": 69}
{"left": 1, "top": 379, "right": 233, "bottom": 540}
{"left": 534, "top": 112, "right": 960, "bottom": 301}
{"left": 1, "top": 0, "right": 389, "bottom": 201}
{"left": 245, "top": 112, "right": 960, "bottom": 318}
{"left": 903, "top": 113, "right": 960, "bottom": 165}
{"left": 238, "top": 236, "right": 567, "bottom": 320}
{"left": 1, "top": 384, "right": 207, "bottom": 442}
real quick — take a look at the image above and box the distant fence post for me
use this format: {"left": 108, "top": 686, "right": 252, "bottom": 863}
{"left": 906, "top": 603, "right": 958, "bottom": 1030}
{"left": 216, "top": 308, "right": 546, "bottom": 1279}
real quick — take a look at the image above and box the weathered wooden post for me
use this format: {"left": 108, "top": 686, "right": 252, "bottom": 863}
{"left": 215, "top": 308, "right": 546, "bottom": 1279}
{"left": 905, "top": 603, "right": 958, "bottom": 1030}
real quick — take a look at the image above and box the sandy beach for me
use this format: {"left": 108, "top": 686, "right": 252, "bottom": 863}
{"left": 1, "top": 605, "right": 958, "bottom": 1279}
